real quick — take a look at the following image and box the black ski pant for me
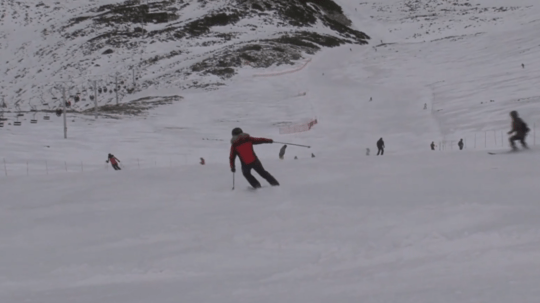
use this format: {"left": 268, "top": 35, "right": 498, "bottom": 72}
{"left": 377, "top": 147, "right": 384, "bottom": 155}
{"left": 242, "top": 160, "right": 279, "bottom": 188}
{"left": 509, "top": 134, "right": 528, "bottom": 149}
{"left": 112, "top": 164, "right": 121, "bottom": 170}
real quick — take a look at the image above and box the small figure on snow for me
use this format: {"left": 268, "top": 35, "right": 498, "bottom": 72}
{"left": 377, "top": 138, "right": 385, "bottom": 156}
{"left": 424, "top": 103, "right": 427, "bottom": 110}
{"left": 55, "top": 108, "right": 63, "bottom": 117}
{"left": 366, "top": 148, "right": 370, "bottom": 155}
{"left": 369, "top": 97, "right": 372, "bottom": 102}
{"left": 430, "top": 141, "right": 436, "bottom": 150}
{"left": 230, "top": 128, "right": 279, "bottom": 189}
{"left": 279, "top": 145, "right": 287, "bottom": 159}
{"left": 311, "top": 153, "right": 315, "bottom": 158}
{"left": 458, "top": 139, "right": 464, "bottom": 150}
{"left": 522, "top": 63, "right": 525, "bottom": 69}
{"left": 106, "top": 153, "right": 121, "bottom": 170}
{"left": 200, "top": 157, "right": 205, "bottom": 165}
{"left": 507, "top": 110, "right": 530, "bottom": 151}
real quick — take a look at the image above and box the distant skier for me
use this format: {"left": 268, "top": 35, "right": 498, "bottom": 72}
{"left": 430, "top": 141, "right": 436, "bottom": 150}
{"left": 522, "top": 63, "right": 525, "bottom": 68}
{"left": 377, "top": 138, "right": 385, "bottom": 155}
{"left": 230, "top": 128, "right": 279, "bottom": 189}
{"left": 106, "top": 153, "right": 121, "bottom": 170}
{"left": 507, "top": 110, "right": 530, "bottom": 151}
{"left": 279, "top": 145, "right": 287, "bottom": 159}
{"left": 458, "top": 139, "right": 464, "bottom": 150}
{"left": 366, "top": 148, "right": 370, "bottom": 156}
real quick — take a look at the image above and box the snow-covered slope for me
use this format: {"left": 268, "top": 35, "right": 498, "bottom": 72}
{"left": 2, "top": 0, "right": 540, "bottom": 302}
{"left": 2, "top": 152, "right": 540, "bottom": 303}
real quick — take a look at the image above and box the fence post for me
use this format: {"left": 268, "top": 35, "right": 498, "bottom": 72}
{"left": 3, "top": 159, "right": 6, "bottom": 176}
{"left": 46, "top": 161, "right": 48, "bottom": 175}
{"left": 65, "top": 161, "right": 68, "bottom": 172}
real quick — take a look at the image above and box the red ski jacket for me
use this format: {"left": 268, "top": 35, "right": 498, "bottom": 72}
{"left": 230, "top": 133, "right": 272, "bottom": 168}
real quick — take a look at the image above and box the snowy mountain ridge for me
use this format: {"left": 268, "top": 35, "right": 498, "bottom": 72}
{"left": 0, "top": 0, "right": 369, "bottom": 113}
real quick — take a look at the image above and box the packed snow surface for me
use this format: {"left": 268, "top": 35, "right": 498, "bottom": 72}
{"left": 2, "top": 0, "right": 540, "bottom": 302}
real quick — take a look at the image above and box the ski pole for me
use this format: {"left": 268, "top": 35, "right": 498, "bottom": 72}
{"left": 273, "top": 141, "right": 311, "bottom": 148}
{"left": 232, "top": 172, "right": 235, "bottom": 190}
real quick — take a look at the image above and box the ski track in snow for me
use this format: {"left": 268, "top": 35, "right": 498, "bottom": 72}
{"left": 2, "top": 0, "right": 540, "bottom": 302}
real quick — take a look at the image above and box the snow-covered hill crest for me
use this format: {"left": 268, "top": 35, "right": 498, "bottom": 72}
{"left": 0, "top": 0, "right": 369, "bottom": 112}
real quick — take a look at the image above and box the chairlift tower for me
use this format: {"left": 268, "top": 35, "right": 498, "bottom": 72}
{"left": 87, "top": 77, "right": 104, "bottom": 119}
{"left": 113, "top": 73, "right": 120, "bottom": 106}
{"left": 29, "top": 100, "right": 38, "bottom": 124}
{"left": 0, "top": 95, "right": 6, "bottom": 127}
{"left": 0, "top": 95, "right": 6, "bottom": 121}
{"left": 51, "top": 80, "right": 77, "bottom": 139}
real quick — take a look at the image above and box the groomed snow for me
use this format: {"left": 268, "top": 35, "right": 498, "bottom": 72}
{"left": 2, "top": 0, "right": 540, "bottom": 302}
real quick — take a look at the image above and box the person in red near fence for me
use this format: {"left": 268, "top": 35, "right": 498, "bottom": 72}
{"left": 106, "top": 153, "right": 121, "bottom": 170}
{"left": 230, "top": 127, "right": 279, "bottom": 188}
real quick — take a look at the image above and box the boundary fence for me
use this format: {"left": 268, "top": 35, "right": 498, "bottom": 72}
{"left": 279, "top": 118, "right": 318, "bottom": 134}
{"left": 253, "top": 58, "right": 312, "bottom": 77}
{"left": 0, "top": 156, "right": 194, "bottom": 177}
{"left": 435, "top": 125, "right": 537, "bottom": 151}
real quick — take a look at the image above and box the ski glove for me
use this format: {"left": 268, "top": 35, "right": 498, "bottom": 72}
{"left": 231, "top": 167, "right": 236, "bottom": 173}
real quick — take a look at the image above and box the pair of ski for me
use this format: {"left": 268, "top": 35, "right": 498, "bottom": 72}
{"left": 487, "top": 149, "right": 529, "bottom": 155}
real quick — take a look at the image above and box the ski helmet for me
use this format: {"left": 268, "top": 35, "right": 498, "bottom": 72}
{"left": 510, "top": 110, "right": 518, "bottom": 118}
{"left": 232, "top": 127, "right": 243, "bottom": 136}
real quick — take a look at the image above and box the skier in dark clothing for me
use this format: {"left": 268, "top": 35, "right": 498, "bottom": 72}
{"left": 106, "top": 153, "right": 121, "bottom": 170}
{"left": 230, "top": 128, "right": 279, "bottom": 188}
{"left": 507, "top": 110, "right": 530, "bottom": 151}
{"left": 430, "top": 141, "right": 436, "bottom": 150}
{"left": 376, "top": 138, "right": 385, "bottom": 155}
{"left": 279, "top": 145, "right": 287, "bottom": 159}
{"left": 458, "top": 139, "right": 464, "bottom": 150}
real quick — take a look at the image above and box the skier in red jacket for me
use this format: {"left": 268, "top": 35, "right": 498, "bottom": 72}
{"left": 106, "top": 153, "right": 121, "bottom": 170}
{"left": 230, "top": 127, "right": 279, "bottom": 188}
